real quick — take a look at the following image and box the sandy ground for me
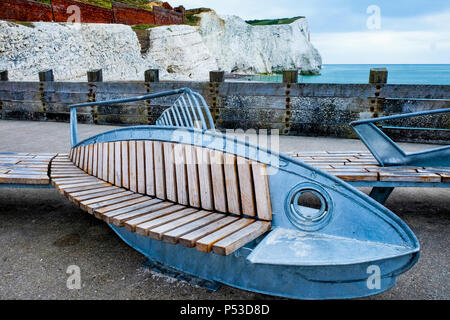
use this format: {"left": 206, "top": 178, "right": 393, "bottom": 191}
{"left": 0, "top": 120, "right": 448, "bottom": 300}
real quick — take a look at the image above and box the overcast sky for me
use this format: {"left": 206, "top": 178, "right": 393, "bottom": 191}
{"left": 169, "top": 0, "right": 450, "bottom": 64}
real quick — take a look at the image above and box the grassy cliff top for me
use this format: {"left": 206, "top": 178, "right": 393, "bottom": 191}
{"left": 35, "top": 0, "right": 157, "bottom": 11}
{"left": 246, "top": 16, "right": 305, "bottom": 26}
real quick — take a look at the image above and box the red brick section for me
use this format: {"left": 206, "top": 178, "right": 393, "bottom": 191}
{"left": 111, "top": 2, "right": 156, "bottom": 25}
{"left": 52, "top": 0, "right": 114, "bottom": 23}
{"left": 153, "top": 6, "right": 183, "bottom": 25}
{"left": 0, "top": 0, "right": 53, "bottom": 22}
{"left": 0, "top": 0, "right": 184, "bottom": 25}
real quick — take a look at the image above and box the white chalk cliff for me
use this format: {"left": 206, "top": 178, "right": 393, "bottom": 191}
{"left": 198, "top": 12, "right": 322, "bottom": 75}
{"left": 0, "top": 11, "right": 322, "bottom": 81}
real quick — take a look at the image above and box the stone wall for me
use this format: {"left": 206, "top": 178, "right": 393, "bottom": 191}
{"left": 0, "top": 81, "right": 448, "bottom": 144}
{"left": 0, "top": 0, "right": 184, "bottom": 25}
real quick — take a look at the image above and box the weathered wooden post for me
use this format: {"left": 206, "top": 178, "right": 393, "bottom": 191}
{"left": 0, "top": 70, "right": 8, "bottom": 81}
{"left": 283, "top": 70, "right": 299, "bottom": 83}
{"left": 39, "top": 69, "right": 54, "bottom": 82}
{"left": 38, "top": 70, "right": 53, "bottom": 121}
{"left": 86, "top": 70, "right": 102, "bottom": 125}
{"left": 369, "top": 68, "right": 388, "bottom": 84}
{"left": 282, "top": 70, "right": 298, "bottom": 135}
{"left": 145, "top": 69, "right": 160, "bottom": 83}
{"left": 209, "top": 71, "right": 224, "bottom": 129}
{"left": 210, "top": 71, "right": 225, "bottom": 83}
{"left": 87, "top": 69, "right": 103, "bottom": 82}
{"left": 369, "top": 68, "right": 388, "bottom": 119}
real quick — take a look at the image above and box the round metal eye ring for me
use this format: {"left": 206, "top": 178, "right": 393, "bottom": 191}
{"left": 285, "top": 183, "right": 333, "bottom": 232}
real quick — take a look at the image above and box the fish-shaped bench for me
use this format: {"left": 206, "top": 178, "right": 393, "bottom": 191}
{"left": 52, "top": 88, "right": 421, "bottom": 299}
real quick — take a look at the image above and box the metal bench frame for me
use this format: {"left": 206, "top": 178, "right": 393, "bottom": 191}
{"left": 351, "top": 108, "right": 449, "bottom": 203}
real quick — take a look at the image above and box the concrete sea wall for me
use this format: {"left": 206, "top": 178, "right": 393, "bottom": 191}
{"left": 0, "top": 80, "right": 448, "bottom": 144}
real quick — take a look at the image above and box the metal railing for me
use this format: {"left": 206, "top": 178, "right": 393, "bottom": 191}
{"left": 69, "top": 88, "right": 215, "bottom": 147}
{"left": 350, "top": 108, "right": 450, "bottom": 167}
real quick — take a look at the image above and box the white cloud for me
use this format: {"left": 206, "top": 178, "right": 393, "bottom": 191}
{"left": 312, "top": 31, "right": 450, "bottom": 64}
{"left": 170, "top": 1, "right": 450, "bottom": 64}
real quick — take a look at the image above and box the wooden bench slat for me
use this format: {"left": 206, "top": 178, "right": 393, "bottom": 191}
{"left": 136, "top": 208, "right": 198, "bottom": 236}
{"left": 78, "top": 147, "right": 84, "bottom": 169}
{"left": 112, "top": 201, "right": 174, "bottom": 227}
{"left": 212, "top": 221, "right": 271, "bottom": 256}
{"left": 97, "top": 143, "right": 103, "bottom": 179}
{"left": 101, "top": 143, "right": 108, "bottom": 181}
{"left": 197, "top": 147, "right": 214, "bottom": 210}
{"left": 69, "top": 186, "right": 122, "bottom": 203}
{"left": 162, "top": 213, "right": 226, "bottom": 244}
{"left": 179, "top": 216, "right": 240, "bottom": 248}
{"left": 154, "top": 141, "right": 166, "bottom": 199}
{"left": 210, "top": 150, "right": 227, "bottom": 213}
{"left": 57, "top": 181, "right": 106, "bottom": 190}
{"left": 237, "top": 159, "right": 256, "bottom": 217}
{"left": 174, "top": 143, "right": 189, "bottom": 206}
{"left": 144, "top": 141, "right": 155, "bottom": 196}
{"left": 88, "top": 144, "right": 94, "bottom": 175}
{"left": 108, "top": 142, "right": 115, "bottom": 184}
{"left": 62, "top": 183, "right": 112, "bottom": 194}
{"left": 114, "top": 141, "right": 122, "bottom": 187}
{"left": 379, "top": 172, "right": 442, "bottom": 183}
{"left": 80, "top": 191, "right": 131, "bottom": 210}
{"left": 129, "top": 141, "right": 138, "bottom": 193}
{"left": 125, "top": 204, "right": 186, "bottom": 232}
{"left": 102, "top": 198, "right": 162, "bottom": 223}
{"left": 0, "top": 174, "right": 49, "bottom": 184}
{"left": 252, "top": 162, "right": 272, "bottom": 221}
{"left": 93, "top": 195, "right": 150, "bottom": 217}
{"left": 185, "top": 144, "right": 201, "bottom": 208}
{"left": 195, "top": 218, "right": 255, "bottom": 253}
{"left": 83, "top": 145, "right": 89, "bottom": 172}
{"left": 121, "top": 141, "right": 130, "bottom": 189}
{"left": 136, "top": 141, "right": 146, "bottom": 194}
{"left": 163, "top": 142, "right": 177, "bottom": 202}
{"left": 74, "top": 189, "right": 125, "bottom": 204}
{"left": 223, "top": 154, "right": 241, "bottom": 216}
{"left": 86, "top": 193, "right": 142, "bottom": 215}
{"left": 149, "top": 210, "right": 211, "bottom": 240}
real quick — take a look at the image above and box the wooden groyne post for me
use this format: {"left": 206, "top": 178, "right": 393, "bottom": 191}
{"left": 369, "top": 68, "right": 388, "bottom": 84}
{"left": 87, "top": 69, "right": 103, "bottom": 82}
{"left": 210, "top": 71, "right": 225, "bottom": 83}
{"left": 145, "top": 69, "right": 160, "bottom": 83}
{"left": 283, "top": 70, "right": 299, "bottom": 84}
{"left": 39, "top": 70, "right": 54, "bottom": 82}
{"left": 87, "top": 69, "right": 103, "bottom": 124}
{"left": 369, "top": 68, "right": 388, "bottom": 118}
{"left": 0, "top": 70, "right": 8, "bottom": 81}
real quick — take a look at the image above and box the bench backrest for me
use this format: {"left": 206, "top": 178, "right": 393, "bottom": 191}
{"left": 70, "top": 141, "right": 272, "bottom": 221}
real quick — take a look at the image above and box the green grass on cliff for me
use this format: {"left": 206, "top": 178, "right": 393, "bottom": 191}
{"left": 246, "top": 16, "right": 305, "bottom": 25}
{"left": 35, "top": 0, "right": 155, "bottom": 11}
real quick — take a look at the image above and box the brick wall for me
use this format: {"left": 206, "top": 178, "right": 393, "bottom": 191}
{"left": 0, "top": 0, "right": 184, "bottom": 25}
{"left": 154, "top": 6, "right": 183, "bottom": 25}
{"left": 0, "top": 0, "right": 53, "bottom": 22}
{"left": 111, "top": 2, "right": 156, "bottom": 25}
{"left": 52, "top": 0, "right": 114, "bottom": 23}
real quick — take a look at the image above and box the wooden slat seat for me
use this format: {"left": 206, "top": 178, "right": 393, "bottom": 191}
{"left": 0, "top": 153, "right": 57, "bottom": 185}
{"left": 52, "top": 146, "right": 273, "bottom": 256}
{"left": 287, "top": 151, "right": 450, "bottom": 184}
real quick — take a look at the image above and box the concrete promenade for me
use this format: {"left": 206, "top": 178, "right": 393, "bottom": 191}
{"left": 0, "top": 120, "right": 448, "bottom": 300}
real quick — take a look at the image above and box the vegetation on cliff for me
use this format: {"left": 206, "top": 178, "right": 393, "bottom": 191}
{"left": 35, "top": 0, "right": 160, "bottom": 11}
{"left": 246, "top": 17, "right": 305, "bottom": 26}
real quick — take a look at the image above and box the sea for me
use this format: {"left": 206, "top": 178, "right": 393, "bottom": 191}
{"left": 245, "top": 64, "right": 450, "bottom": 85}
